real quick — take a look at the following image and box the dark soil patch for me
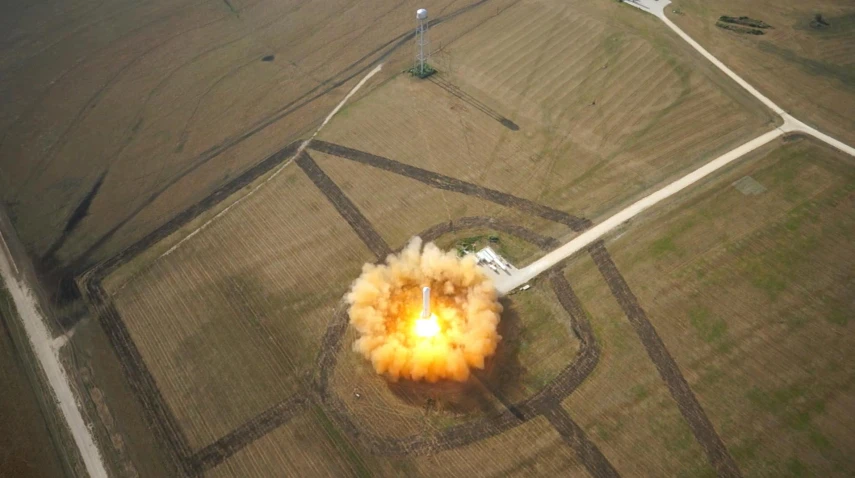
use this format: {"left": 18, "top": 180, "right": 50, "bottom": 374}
{"left": 810, "top": 14, "right": 831, "bottom": 30}
{"left": 719, "top": 15, "right": 772, "bottom": 29}
{"left": 716, "top": 22, "right": 765, "bottom": 36}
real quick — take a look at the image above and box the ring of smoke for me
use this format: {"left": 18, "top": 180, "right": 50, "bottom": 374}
{"left": 347, "top": 237, "right": 502, "bottom": 382}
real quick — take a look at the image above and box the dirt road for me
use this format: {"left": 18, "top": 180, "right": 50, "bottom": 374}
{"left": 497, "top": 128, "right": 784, "bottom": 293}
{"left": 0, "top": 210, "right": 107, "bottom": 478}
{"left": 498, "top": 0, "right": 855, "bottom": 293}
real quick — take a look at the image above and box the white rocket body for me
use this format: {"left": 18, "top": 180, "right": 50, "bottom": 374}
{"left": 421, "top": 286, "right": 431, "bottom": 319}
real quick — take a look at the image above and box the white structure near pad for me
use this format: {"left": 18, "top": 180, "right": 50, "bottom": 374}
{"left": 474, "top": 247, "right": 521, "bottom": 292}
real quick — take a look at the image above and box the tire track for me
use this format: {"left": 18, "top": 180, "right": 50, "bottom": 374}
{"left": 295, "top": 151, "right": 391, "bottom": 260}
{"left": 309, "top": 140, "right": 590, "bottom": 231}
{"left": 588, "top": 240, "right": 741, "bottom": 478}
{"left": 188, "top": 393, "right": 312, "bottom": 474}
{"left": 543, "top": 406, "right": 620, "bottom": 478}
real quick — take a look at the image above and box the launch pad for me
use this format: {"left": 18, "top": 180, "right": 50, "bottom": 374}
{"left": 473, "top": 246, "right": 525, "bottom": 295}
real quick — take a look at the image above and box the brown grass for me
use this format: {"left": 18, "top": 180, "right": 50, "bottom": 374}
{"left": 406, "top": 415, "right": 588, "bottom": 476}
{"left": 206, "top": 409, "right": 367, "bottom": 478}
{"left": 319, "top": 0, "right": 774, "bottom": 229}
{"left": 668, "top": 0, "right": 855, "bottom": 145}
{"left": 109, "top": 165, "right": 375, "bottom": 449}
{"left": 310, "top": 149, "right": 568, "bottom": 249}
{"left": 568, "top": 135, "right": 855, "bottom": 476}
{"left": 0, "top": 0, "right": 515, "bottom": 267}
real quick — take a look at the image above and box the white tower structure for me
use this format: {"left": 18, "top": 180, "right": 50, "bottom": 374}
{"left": 415, "top": 8, "right": 430, "bottom": 76}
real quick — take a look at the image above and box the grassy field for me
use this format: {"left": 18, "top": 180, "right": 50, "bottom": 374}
{"left": 565, "top": 135, "right": 855, "bottom": 476}
{"left": 108, "top": 165, "right": 375, "bottom": 449}
{"left": 309, "top": 148, "right": 569, "bottom": 248}
{"left": 0, "top": 0, "right": 515, "bottom": 275}
{"left": 558, "top": 254, "right": 714, "bottom": 477}
{"left": 318, "top": 0, "right": 775, "bottom": 230}
{"left": 207, "top": 408, "right": 370, "bottom": 478}
{"left": 9, "top": 0, "right": 852, "bottom": 475}
{"left": 668, "top": 0, "right": 855, "bottom": 145}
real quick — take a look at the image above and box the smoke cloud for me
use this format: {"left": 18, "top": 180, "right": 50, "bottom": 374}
{"left": 347, "top": 237, "right": 502, "bottom": 382}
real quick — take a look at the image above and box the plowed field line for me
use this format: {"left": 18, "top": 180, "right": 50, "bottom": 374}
{"left": 588, "top": 240, "right": 741, "bottom": 478}
{"left": 189, "top": 393, "right": 312, "bottom": 474}
{"left": 309, "top": 140, "right": 591, "bottom": 231}
{"left": 543, "top": 406, "right": 621, "bottom": 478}
{"left": 295, "top": 151, "right": 391, "bottom": 259}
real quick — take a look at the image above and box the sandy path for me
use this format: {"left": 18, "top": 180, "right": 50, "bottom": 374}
{"left": 495, "top": 128, "right": 784, "bottom": 293}
{"left": 0, "top": 230, "right": 108, "bottom": 477}
{"left": 633, "top": 0, "right": 855, "bottom": 156}
{"left": 495, "top": 0, "right": 855, "bottom": 293}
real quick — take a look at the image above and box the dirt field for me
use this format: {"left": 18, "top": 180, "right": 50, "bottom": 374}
{"left": 668, "top": 0, "right": 855, "bottom": 145}
{"left": 564, "top": 135, "right": 855, "bottom": 476}
{"left": 318, "top": 0, "right": 775, "bottom": 229}
{"left": 5, "top": 0, "right": 853, "bottom": 476}
{"left": 0, "top": 0, "right": 516, "bottom": 284}
{"left": 107, "top": 165, "right": 375, "bottom": 450}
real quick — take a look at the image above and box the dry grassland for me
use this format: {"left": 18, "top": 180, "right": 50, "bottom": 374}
{"left": 310, "top": 149, "right": 568, "bottom": 251}
{"left": 209, "top": 408, "right": 588, "bottom": 477}
{"left": 207, "top": 409, "right": 368, "bottom": 478}
{"left": 566, "top": 136, "right": 855, "bottom": 476}
{"left": 404, "top": 415, "right": 588, "bottom": 477}
{"left": 0, "top": 0, "right": 513, "bottom": 268}
{"left": 108, "top": 165, "right": 375, "bottom": 449}
{"left": 669, "top": 0, "right": 855, "bottom": 145}
{"left": 329, "top": 280, "right": 579, "bottom": 438}
{"left": 559, "top": 254, "right": 713, "bottom": 477}
{"left": 318, "top": 0, "right": 774, "bottom": 228}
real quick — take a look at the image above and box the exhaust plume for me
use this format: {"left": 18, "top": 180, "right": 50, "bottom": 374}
{"left": 347, "top": 237, "right": 502, "bottom": 382}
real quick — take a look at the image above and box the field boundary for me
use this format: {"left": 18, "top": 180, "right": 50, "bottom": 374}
{"left": 296, "top": 151, "right": 392, "bottom": 258}
{"left": 75, "top": 139, "right": 735, "bottom": 477}
{"left": 309, "top": 141, "right": 592, "bottom": 232}
{"left": 589, "top": 240, "right": 741, "bottom": 477}
{"left": 76, "top": 140, "right": 303, "bottom": 476}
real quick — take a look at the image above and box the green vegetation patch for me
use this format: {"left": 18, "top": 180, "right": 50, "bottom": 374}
{"left": 409, "top": 63, "right": 437, "bottom": 79}
{"left": 718, "top": 16, "right": 772, "bottom": 30}
{"left": 433, "top": 228, "right": 542, "bottom": 266}
{"left": 687, "top": 306, "right": 728, "bottom": 344}
{"left": 716, "top": 22, "right": 765, "bottom": 35}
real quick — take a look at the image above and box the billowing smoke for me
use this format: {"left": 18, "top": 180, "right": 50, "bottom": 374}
{"left": 347, "top": 237, "right": 502, "bottom": 382}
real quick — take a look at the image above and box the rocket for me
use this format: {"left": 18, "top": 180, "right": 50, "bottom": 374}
{"left": 421, "top": 286, "right": 431, "bottom": 319}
